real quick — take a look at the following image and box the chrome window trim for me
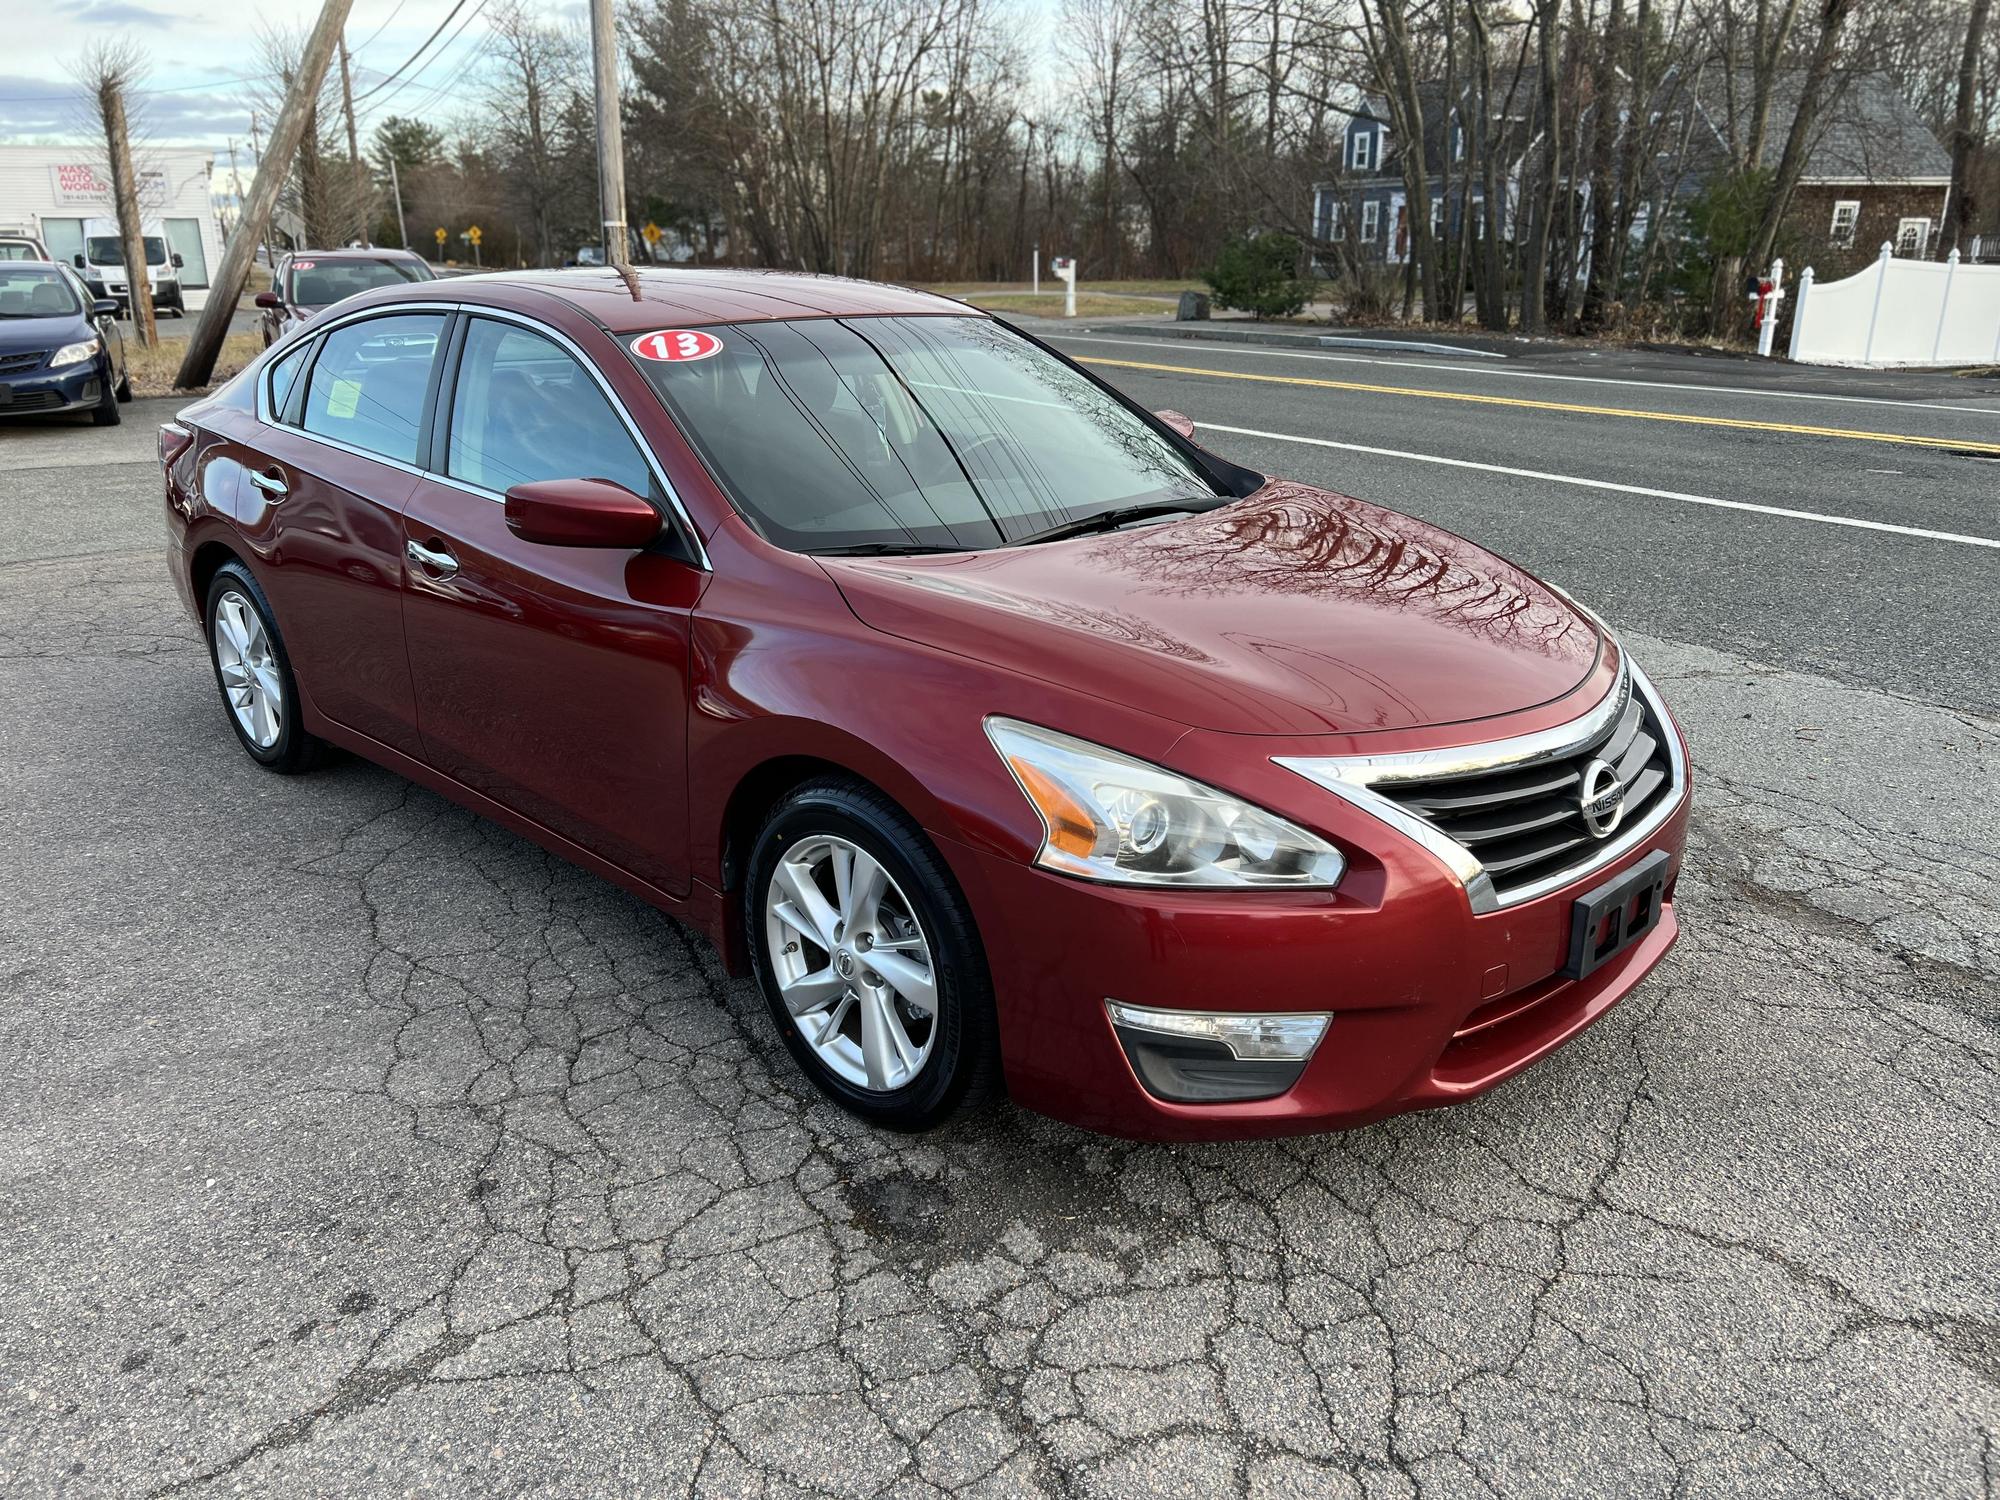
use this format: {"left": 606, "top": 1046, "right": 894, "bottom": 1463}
{"left": 254, "top": 297, "right": 709, "bottom": 570}
{"left": 1275, "top": 658, "right": 1686, "bottom": 916}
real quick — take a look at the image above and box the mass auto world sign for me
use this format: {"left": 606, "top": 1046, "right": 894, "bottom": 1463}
{"left": 47, "top": 163, "right": 169, "bottom": 208}
{"left": 50, "top": 163, "right": 113, "bottom": 206}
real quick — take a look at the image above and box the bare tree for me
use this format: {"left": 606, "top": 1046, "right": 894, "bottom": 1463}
{"left": 1943, "top": 0, "right": 1994, "bottom": 254}
{"left": 71, "top": 40, "right": 158, "bottom": 347}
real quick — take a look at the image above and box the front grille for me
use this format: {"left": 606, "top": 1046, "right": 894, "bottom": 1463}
{"left": 0, "top": 389, "right": 64, "bottom": 411}
{"left": 0, "top": 350, "right": 47, "bottom": 376}
{"left": 1374, "top": 676, "right": 1675, "bottom": 902}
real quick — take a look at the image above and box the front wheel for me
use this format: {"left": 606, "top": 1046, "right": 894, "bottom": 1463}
{"left": 745, "top": 779, "right": 999, "bottom": 1130}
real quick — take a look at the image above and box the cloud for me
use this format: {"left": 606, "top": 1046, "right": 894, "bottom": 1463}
{"left": 72, "top": 0, "right": 176, "bottom": 25}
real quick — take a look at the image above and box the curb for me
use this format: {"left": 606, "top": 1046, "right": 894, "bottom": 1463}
{"left": 1084, "top": 323, "right": 1509, "bottom": 360}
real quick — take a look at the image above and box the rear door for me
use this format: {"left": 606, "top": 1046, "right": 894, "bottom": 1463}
{"left": 399, "top": 313, "right": 704, "bottom": 895}
{"left": 247, "top": 308, "right": 450, "bottom": 758}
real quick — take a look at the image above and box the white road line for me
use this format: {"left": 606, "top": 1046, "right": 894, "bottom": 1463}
{"left": 1202, "top": 422, "right": 2000, "bottom": 551}
{"left": 1052, "top": 332, "right": 2000, "bottom": 418}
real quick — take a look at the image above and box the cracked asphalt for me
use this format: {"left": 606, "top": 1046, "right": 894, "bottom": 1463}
{"left": 1, "top": 379, "right": 1996, "bottom": 1499}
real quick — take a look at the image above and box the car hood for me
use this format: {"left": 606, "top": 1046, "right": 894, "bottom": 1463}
{"left": 0, "top": 315, "right": 87, "bottom": 353}
{"left": 823, "top": 481, "right": 1603, "bottom": 737}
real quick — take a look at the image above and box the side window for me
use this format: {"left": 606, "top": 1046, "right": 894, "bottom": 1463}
{"left": 267, "top": 340, "right": 313, "bottom": 423}
{"left": 299, "top": 312, "right": 445, "bottom": 464}
{"left": 446, "top": 319, "right": 651, "bottom": 496}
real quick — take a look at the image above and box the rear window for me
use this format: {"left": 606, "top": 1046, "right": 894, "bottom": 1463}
{"left": 288, "top": 259, "right": 429, "bottom": 307}
{"left": 632, "top": 314, "right": 1213, "bottom": 552}
{"left": 299, "top": 313, "right": 444, "bottom": 464}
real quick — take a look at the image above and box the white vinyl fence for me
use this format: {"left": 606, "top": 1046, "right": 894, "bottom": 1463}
{"left": 1788, "top": 244, "right": 2000, "bottom": 367}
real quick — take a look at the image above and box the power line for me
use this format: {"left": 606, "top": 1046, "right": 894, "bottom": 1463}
{"left": 353, "top": 0, "right": 480, "bottom": 103}
{"left": 356, "top": 0, "right": 493, "bottom": 122}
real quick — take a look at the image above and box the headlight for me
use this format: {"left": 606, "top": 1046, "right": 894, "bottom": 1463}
{"left": 50, "top": 339, "right": 101, "bottom": 369}
{"left": 986, "top": 717, "right": 1345, "bottom": 889}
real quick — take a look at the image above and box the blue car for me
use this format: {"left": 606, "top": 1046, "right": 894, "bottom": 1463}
{"left": 0, "top": 261, "right": 130, "bottom": 426}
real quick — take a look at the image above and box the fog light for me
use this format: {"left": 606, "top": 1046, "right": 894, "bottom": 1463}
{"left": 1106, "top": 1000, "right": 1330, "bottom": 1104}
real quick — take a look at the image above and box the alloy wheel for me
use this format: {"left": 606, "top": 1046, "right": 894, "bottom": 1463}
{"left": 763, "top": 834, "right": 938, "bottom": 1093}
{"left": 212, "top": 589, "right": 284, "bottom": 749}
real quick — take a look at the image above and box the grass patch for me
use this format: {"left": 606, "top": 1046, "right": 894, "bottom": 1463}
{"left": 127, "top": 331, "right": 265, "bottom": 397}
{"left": 954, "top": 292, "right": 1172, "bottom": 319}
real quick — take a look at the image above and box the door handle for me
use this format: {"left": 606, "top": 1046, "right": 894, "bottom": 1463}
{"left": 405, "top": 538, "right": 459, "bottom": 578}
{"left": 247, "top": 468, "right": 288, "bottom": 498}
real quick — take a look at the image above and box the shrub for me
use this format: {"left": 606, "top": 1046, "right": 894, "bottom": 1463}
{"left": 1204, "top": 233, "right": 1316, "bottom": 319}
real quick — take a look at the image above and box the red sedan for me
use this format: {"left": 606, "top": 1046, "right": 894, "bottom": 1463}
{"left": 158, "top": 270, "right": 1689, "bottom": 1140}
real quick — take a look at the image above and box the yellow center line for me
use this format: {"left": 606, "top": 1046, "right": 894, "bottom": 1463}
{"left": 1077, "top": 356, "right": 2000, "bottom": 455}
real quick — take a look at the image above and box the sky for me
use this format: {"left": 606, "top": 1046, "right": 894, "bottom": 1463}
{"left": 0, "top": 0, "right": 526, "bottom": 187}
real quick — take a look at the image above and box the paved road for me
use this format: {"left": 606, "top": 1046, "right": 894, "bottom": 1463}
{"left": 0, "top": 364, "right": 1995, "bottom": 1498}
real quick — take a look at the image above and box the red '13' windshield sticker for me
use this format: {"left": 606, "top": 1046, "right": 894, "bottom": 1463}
{"left": 632, "top": 329, "right": 723, "bottom": 363}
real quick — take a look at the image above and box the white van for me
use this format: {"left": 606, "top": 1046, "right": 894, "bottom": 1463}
{"left": 78, "top": 218, "right": 184, "bottom": 316}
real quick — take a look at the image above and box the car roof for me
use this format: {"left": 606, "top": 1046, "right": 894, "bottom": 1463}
{"left": 286, "top": 248, "right": 426, "bottom": 263}
{"left": 403, "top": 267, "right": 981, "bottom": 333}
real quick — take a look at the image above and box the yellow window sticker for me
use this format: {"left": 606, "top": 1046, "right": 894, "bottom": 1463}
{"left": 327, "top": 378, "right": 361, "bottom": 419}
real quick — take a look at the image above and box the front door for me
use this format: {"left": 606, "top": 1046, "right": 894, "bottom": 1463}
{"left": 400, "top": 314, "right": 702, "bottom": 895}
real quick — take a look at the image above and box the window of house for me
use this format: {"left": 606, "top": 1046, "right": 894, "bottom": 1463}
{"left": 1453, "top": 123, "right": 1465, "bottom": 161}
{"left": 1829, "top": 200, "right": 1860, "bottom": 249}
{"left": 1895, "top": 217, "right": 1930, "bottom": 258}
{"left": 1349, "top": 127, "right": 1375, "bottom": 172}
{"left": 1361, "top": 200, "right": 1381, "bottom": 242}
{"left": 1431, "top": 197, "right": 1445, "bottom": 238}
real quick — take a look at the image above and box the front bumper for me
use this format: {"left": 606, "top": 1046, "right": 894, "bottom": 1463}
{"left": 0, "top": 362, "right": 102, "bottom": 417}
{"left": 941, "top": 679, "right": 1692, "bottom": 1142}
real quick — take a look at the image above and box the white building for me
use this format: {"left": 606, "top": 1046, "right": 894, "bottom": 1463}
{"left": 0, "top": 144, "right": 223, "bottom": 312}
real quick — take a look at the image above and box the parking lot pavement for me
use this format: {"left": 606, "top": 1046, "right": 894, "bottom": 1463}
{"left": 1, "top": 397, "right": 1996, "bottom": 1497}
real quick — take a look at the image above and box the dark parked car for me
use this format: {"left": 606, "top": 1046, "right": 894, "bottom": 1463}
{"left": 255, "top": 248, "right": 435, "bottom": 346}
{"left": 0, "top": 261, "right": 130, "bottom": 425}
{"left": 159, "top": 270, "right": 1689, "bottom": 1140}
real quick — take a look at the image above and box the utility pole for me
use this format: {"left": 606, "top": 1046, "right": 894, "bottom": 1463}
{"left": 589, "top": 0, "right": 630, "bottom": 269}
{"left": 97, "top": 69, "right": 158, "bottom": 349}
{"left": 387, "top": 155, "right": 409, "bottom": 249}
{"left": 177, "top": 0, "right": 354, "bottom": 388}
{"left": 224, "top": 139, "right": 241, "bottom": 238}
{"left": 338, "top": 36, "right": 367, "bottom": 245}
{"left": 248, "top": 109, "right": 274, "bottom": 272}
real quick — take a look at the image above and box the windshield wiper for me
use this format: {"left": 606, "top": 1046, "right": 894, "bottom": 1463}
{"left": 807, "top": 542, "right": 968, "bottom": 557}
{"left": 1010, "top": 498, "right": 1225, "bottom": 547}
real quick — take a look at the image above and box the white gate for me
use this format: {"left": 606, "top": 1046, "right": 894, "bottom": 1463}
{"left": 1788, "top": 243, "right": 2000, "bottom": 367}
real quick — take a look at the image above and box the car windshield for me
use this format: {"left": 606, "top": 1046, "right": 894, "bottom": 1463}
{"left": 0, "top": 264, "right": 81, "bottom": 319}
{"left": 87, "top": 235, "right": 167, "bottom": 267}
{"left": 633, "top": 315, "right": 1217, "bottom": 552}
{"left": 288, "top": 258, "right": 429, "bottom": 306}
{"left": 0, "top": 242, "right": 43, "bottom": 262}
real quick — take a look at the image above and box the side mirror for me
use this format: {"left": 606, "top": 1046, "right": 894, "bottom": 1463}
{"left": 171, "top": 253, "right": 185, "bottom": 268}
{"left": 72, "top": 253, "right": 86, "bottom": 268}
{"left": 254, "top": 290, "right": 283, "bottom": 310}
{"left": 504, "top": 478, "right": 661, "bottom": 549}
{"left": 92, "top": 298, "right": 119, "bottom": 318}
{"left": 1155, "top": 408, "right": 1196, "bottom": 441}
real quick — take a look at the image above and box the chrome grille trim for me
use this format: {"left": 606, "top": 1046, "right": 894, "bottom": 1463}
{"left": 1275, "top": 659, "right": 1686, "bottom": 914}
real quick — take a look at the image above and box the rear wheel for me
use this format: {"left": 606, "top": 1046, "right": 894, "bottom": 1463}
{"left": 203, "top": 561, "right": 328, "bottom": 773}
{"left": 745, "top": 779, "right": 999, "bottom": 1130}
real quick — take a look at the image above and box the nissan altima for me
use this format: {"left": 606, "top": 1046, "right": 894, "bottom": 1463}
{"left": 158, "top": 269, "right": 1689, "bottom": 1140}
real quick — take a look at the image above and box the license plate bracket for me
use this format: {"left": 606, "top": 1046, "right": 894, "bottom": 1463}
{"left": 1563, "top": 849, "right": 1671, "bottom": 981}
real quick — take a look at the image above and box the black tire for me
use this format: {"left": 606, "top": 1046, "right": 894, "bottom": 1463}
{"left": 115, "top": 373, "right": 132, "bottom": 403}
{"left": 744, "top": 777, "right": 1000, "bottom": 1130}
{"left": 90, "top": 374, "right": 121, "bottom": 426}
{"left": 202, "top": 561, "right": 329, "bottom": 774}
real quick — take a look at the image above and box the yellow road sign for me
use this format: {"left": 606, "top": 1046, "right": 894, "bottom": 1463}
{"left": 433, "top": 227, "right": 446, "bottom": 245}
{"left": 642, "top": 221, "right": 663, "bottom": 245}
{"left": 467, "top": 225, "right": 483, "bottom": 246}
